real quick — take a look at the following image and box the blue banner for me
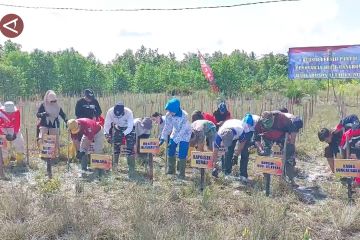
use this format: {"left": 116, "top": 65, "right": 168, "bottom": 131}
{"left": 288, "top": 45, "right": 360, "bottom": 79}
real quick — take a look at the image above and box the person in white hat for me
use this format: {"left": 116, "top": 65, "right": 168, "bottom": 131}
{"left": 36, "top": 90, "right": 68, "bottom": 153}
{"left": 0, "top": 101, "right": 25, "bottom": 165}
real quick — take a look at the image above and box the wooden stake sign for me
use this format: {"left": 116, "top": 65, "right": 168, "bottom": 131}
{"left": 41, "top": 135, "right": 57, "bottom": 159}
{"left": 40, "top": 134, "right": 57, "bottom": 179}
{"left": 254, "top": 156, "right": 283, "bottom": 176}
{"left": 139, "top": 138, "right": 160, "bottom": 154}
{"left": 191, "top": 151, "right": 213, "bottom": 191}
{"left": 334, "top": 159, "right": 360, "bottom": 178}
{"left": 90, "top": 154, "right": 112, "bottom": 170}
{"left": 191, "top": 151, "right": 213, "bottom": 169}
{"left": 255, "top": 153, "right": 283, "bottom": 197}
{"left": 139, "top": 138, "right": 159, "bottom": 184}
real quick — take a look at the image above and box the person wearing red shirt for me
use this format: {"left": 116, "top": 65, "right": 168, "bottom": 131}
{"left": 0, "top": 101, "right": 25, "bottom": 165}
{"left": 254, "top": 111, "right": 298, "bottom": 185}
{"left": 67, "top": 118, "right": 104, "bottom": 171}
{"left": 213, "top": 102, "right": 231, "bottom": 129}
{"left": 202, "top": 112, "right": 217, "bottom": 124}
{"left": 191, "top": 110, "right": 217, "bottom": 124}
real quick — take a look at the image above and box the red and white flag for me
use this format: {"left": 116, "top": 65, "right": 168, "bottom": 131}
{"left": 198, "top": 51, "right": 219, "bottom": 93}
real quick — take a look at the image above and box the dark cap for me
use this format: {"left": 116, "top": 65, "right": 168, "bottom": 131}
{"left": 114, "top": 102, "right": 125, "bottom": 116}
{"left": 318, "top": 128, "right": 330, "bottom": 142}
{"left": 84, "top": 89, "right": 95, "bottom": 100}
{"left": 151, "top": 112, "right": 162, "bottom": 118}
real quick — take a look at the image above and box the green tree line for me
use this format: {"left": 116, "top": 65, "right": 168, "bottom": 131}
{"left": 0, "top": 40, "right": 326, "bottom": 99}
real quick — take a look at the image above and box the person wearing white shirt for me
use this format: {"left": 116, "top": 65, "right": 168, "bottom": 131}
{"left": 212, "top": 119, "right": 248, "bottom": 177}
{"left": 159, "top": 98, "right": 191, "bottom": 179}
{"left": 104, "top": 102, "right": 135, "bottom": 177}
{"left": 231, "top": 113, "right": 260, "bottom": 182}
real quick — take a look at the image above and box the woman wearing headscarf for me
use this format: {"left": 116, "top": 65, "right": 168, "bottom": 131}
{"left": 159, "top": 98, "right": 191, "bottom": 179}
{"left": 36, "top": 90, "right": 68, "bottom": 152}
{"left": 213, "top": 102, "right": 231, "bottom": 130}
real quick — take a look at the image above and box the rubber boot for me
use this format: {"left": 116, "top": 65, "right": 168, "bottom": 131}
{"left": 112, "top": 154, "right": 120, "bottom": 171}
{"left": 15, "top": 153, "right": 25, "bottom": 166}
{"left": 167, "top": 156, "right": 176, "bottom": 174}
{"left": 178, "top": 159, "right": 186, "bottom": 180}
{"left": 127, "top": 156, "right": 136, "bottom": 179}
{"left": 81, "top": 154, "right": 88, "bottom": 171}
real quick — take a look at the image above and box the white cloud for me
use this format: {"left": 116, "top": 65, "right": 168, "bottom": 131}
{"left": 1, "top": 0, "right": 358, "bottom": 63}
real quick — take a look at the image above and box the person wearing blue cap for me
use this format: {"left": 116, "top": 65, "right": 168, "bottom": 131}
{"left": 104, "top": 102, "right": 135, "bottom": 177}
{"left": 213, "top": 102, "right": 231, "bottom": 130}
{"left": 159, "top": 98, "right": 191, "bottom": 179}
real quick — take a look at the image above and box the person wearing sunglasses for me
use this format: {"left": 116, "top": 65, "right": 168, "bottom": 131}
{"left": 36, "top": 90, "right": 68, "bottom": 157}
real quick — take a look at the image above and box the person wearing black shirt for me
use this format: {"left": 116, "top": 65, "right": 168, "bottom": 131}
{"left": 75, "top": 89, "right": 102, "bottom": 120}
{"left": 74, "top": 89, "right": 102, "bottom": 148}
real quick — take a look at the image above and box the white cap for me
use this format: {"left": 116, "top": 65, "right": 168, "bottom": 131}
{"left": 4, "top": 101, "right": 16, "bottom": 113}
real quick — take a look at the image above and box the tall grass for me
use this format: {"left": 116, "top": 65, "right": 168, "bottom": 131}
{"left": 0, "top": 91, "right": 359, "bottom": 239}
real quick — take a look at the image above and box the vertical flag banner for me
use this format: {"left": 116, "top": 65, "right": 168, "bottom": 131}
{"left": 198, "top": 51, "right": 219, "bottom": 92}
{"left": 288, "top": 45, "right": 360, "bottom": 79}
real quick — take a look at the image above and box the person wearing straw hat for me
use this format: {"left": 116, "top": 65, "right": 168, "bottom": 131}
{"left": 159, "top": 98, "right": 191, "bottom": 179}
{"left": 0, "top": 101, "right": 25, "bottom": 166}
{"left": 104, "top": 102, "right": 136, "bottom": 177}
{"left": 36, "top": 90, "right": 68, "bottom": 152}
{"left": 67, "top": 118, "right": 104, "bottom": 172}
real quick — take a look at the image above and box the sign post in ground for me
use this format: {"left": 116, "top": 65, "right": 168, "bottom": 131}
{"left": 254, "top": 155, "right": 283, "bottom": 196}
{"left": 191, "top": 151, "right": 213, "bottom": 191}
{"left": 139, "top": 138, "right": 160, "bottom": 184}
{"left": 41, "top": 135, "right": 57, "bottom": 179}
